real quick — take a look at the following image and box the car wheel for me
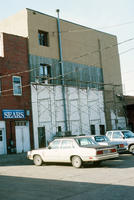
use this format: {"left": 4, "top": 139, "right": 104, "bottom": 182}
{"left": 33, "top": 155, "right": 43, "bottom": 166}
{"left": 129, "top": 145, "right": 134, "bottom": 154}
{"left": 71, "top": 156, "right": 82, "bottom": 168}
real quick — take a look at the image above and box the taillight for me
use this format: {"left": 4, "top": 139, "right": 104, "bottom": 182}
{"left": 119, "top": 144, "right": 124, "bottom": 148}
{"left": 111, "top": 148, "right": 117, "bottom": 153}
{"left": 97, "top": 150, "right": 103, "bottom": 155}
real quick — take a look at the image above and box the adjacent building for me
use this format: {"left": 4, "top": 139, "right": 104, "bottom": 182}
{"left": 0, "top": 8, "right": 127, "bottom": 150}
{"left": 0, "top": 33, "right": 33, "bottom": 154}
{"left": 124, "top": 96, "right": 134, "bottom": 131}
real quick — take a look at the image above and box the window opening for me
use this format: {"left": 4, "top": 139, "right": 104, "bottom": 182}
{"left": 13, "top": 76, "right": 22, "bottom": 95}
{"left": 39, "top": 64, "right": 51, "bottom": 84}
{"left": 38, "top": 30, "right": 49, "bottom": 46}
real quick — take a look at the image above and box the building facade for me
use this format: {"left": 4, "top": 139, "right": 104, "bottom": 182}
{"left": 0, "top": 33, "right": 33, "bottom": 154}
{"left": 124, "top": 96, "right": 134, "bottom": 131}
{"left": 0, "top": 9, "right": 127, "bottom": 149}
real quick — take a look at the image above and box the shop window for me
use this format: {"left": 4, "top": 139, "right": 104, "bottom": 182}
{"left": 13, "top": 76, "right": 22, "bottom": 96}
{"left": 39, "top": 64, "right": 51, "bottom": 84}
{"left": 38, "top": 30, "right": 49, "bottom": 46}
{"left": 90, "top": 125, "right": 95, "bottom": 135}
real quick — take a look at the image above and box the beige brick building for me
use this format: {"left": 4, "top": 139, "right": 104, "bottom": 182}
{"left": 0, "top": 8, "right": 126, "bottom": 140}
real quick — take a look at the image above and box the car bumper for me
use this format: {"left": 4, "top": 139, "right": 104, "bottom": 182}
{"left": 27, "top": 152, "right": 33, "bottom": 160}
{"left": 82, "top": 153, "right": 119, "bottom": 162}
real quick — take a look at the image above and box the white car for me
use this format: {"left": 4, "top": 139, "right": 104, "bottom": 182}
{"left": 27, "top": 136, "right": 119, "bottom": 168}
{"left": 90, "top": 135, "right": 127, "bottom": 153}
{"left": 106, "top": 130, "right": 134, "bottom": 153}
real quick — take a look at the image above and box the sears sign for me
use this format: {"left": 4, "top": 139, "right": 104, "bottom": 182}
{"left": 2, "top": 110, "right": 25, "bottom": 119}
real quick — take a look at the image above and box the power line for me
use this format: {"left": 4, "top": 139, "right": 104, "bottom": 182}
{"left": 60, "top": 20, "right": 134, "bottom": 34}
{"left": 1, "top": 40, "right": 134, "bottom": 96}
{"left": 1, "top": 36, "right": 134, "bottom": 81}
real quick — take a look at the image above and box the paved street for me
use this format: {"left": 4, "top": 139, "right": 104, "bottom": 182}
{"left": 0, "top": 153, "right": 134, "bottom": 200}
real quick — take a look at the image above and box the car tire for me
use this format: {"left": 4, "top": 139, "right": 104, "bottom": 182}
{"left": 71, "top": 156, "right": 82, "bottom": 168}
{"left": 33, "top": 155, "right": 43, "bottom": 166}
{"left": 129, "top": 145, "right": 134, "bottom": 154}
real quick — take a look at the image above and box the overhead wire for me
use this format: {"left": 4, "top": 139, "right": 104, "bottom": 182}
{"left": 59, "top": 20, "right": 134, "bottom": 34}
{"left": 1, "top": 42, "right": 134, "bottom": 97}
{"left": 0, "top": 36, "right": 134, "bottom": 81}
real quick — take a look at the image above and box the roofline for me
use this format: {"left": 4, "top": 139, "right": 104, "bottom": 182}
{"left": 26, "top": 8, "right": 116, "bottom": 38}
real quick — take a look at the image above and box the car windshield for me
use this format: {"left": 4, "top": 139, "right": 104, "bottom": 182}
{"left": 122, "top": 130, "right": 134, "bottom": 138}
{"left": 94, "top": 136, "right": 110, "bottom": 142}
{"left": 75, "top": 137, "right": 97, "bottom": 147}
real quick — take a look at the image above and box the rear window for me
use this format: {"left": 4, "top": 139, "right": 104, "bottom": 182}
{"left": 75, "top": 137, "right": 96, "bottom": 147}
{"left": 94, "top": 136, "right": 109, "bottom": 142}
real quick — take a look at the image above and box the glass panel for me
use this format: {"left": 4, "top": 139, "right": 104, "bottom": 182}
{"left": 38, "top": 31, "right": 49, "bottom": 46}
{"left": 61, "top": 140, "right": 73, "bottom": 149}
{"left": 13, "top": 76, "right": 22, "bottom": 95}
{"left": 113, "top": 132, "right": 123, "bottom": 138}
{"left": 76, "top": 137, "right": 96, "bottom": 146}
{"left": 49, "top": 140, "right": 60, "bottom": 149}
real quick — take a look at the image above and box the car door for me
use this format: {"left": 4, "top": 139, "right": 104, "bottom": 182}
{"left": 42, "top": 140, "right": 61, "bottom": 162}
{"left": 59, "top": 139, "right": 75, "bottom": 162}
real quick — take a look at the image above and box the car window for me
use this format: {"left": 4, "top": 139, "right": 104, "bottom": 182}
{"left": 61, "top": 140, "right": 74, "bottom": 149}
{"left": 113, "top": 132, "right": 123, "bottom": 139}
{"left": 106, "top": 132, "right": 112, "bottom": 138}
{"left": 75, "top": 137, "right": 96, "bottom": 147}
{"left": 121, "top": 130, "right": 134, "bottom": 138}
{"left": 49, "top": 140, "right": 60, "bottom": 149}
{"left": 94, "top": 136, "right": 105, "bottom": 142}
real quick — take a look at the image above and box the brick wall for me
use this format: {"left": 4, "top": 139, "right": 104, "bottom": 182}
{"left": 0, "top": 33, "right": 34, "bottom": 151}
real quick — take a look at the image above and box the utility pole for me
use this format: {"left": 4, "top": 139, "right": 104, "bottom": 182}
{"left": 56, "top": 9, "right": 68, "bottom": 133}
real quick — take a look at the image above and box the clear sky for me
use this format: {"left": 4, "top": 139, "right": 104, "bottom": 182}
{"left": 0, "top": 0, "right": 134, "bottom": 96}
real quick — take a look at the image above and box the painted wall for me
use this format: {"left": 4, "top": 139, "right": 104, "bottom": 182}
{"left": 31, "top": 84, "right": 106, "bottom": 148}
{"left": 29, "top": 54, "right": 103, "bottom": 89}
{"left": 110, "top": 110, "right": 126, "bottom": 130}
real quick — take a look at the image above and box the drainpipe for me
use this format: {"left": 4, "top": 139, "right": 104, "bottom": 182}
{"left": 56, "top": 9, "right": 68, "bottom": 133}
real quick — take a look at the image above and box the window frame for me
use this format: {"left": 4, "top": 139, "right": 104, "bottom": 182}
{"left": 38, "top": 30, "right": 49, "bottom": 47}
{"left": 12, "top": 76, "right": 22, "bottom": 96}
{"left": 39, "top": 64, "right": 51, "bottom": 84}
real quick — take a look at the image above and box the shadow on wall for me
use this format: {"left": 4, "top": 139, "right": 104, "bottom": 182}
{"left": 0, "top": 175, "right": 134, "bottom": 200}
